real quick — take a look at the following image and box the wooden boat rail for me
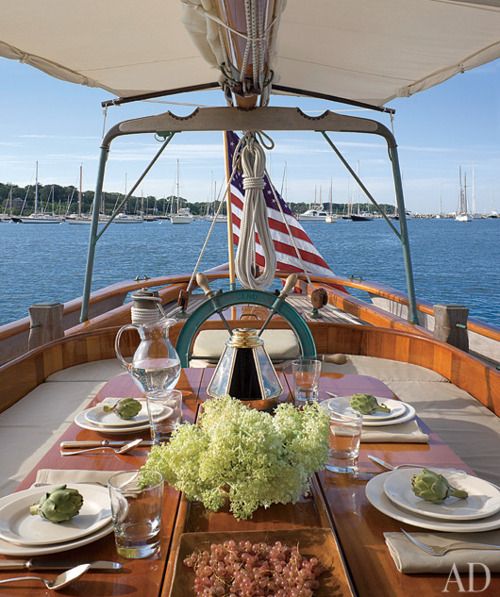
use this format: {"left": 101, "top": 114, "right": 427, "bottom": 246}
{"left": 0, "top": 272, "right": 497, "bottom": 365}
{"left": 1, "top": 320, "right": 498, "bottom": 417}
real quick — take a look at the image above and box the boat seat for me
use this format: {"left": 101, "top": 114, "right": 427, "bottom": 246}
{"left": 190, "top": 329, "right": 300, "bottom": 367}
{"left": 322, "top": 354, "right": 500, "bottom": 486}
{"left": 386, "top": 380, "right": 500, "bottom": 486}
{"left": 0, "top": 380, "right": 104, "bottom": 496}
{"left": 320, "top": 355, "right": 447, "bottom": 382}
{"left": 46, "top": 359, "right": 123, "bottom": 381}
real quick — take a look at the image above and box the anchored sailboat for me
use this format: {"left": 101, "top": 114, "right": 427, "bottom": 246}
{"left": 456, "top": 167, "right": 472, "bottom": 222}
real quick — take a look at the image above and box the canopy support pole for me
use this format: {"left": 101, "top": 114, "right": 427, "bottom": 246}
{"left": 81, "top": 144, "right": 108, "bottom": 322}
{"left": 389, "top": 145, "right": 419, "bottom": 325}
{"left": 80, "top": 133, "right": 175, "bottom": 322}
{"left": 321, "top": 132, "right": 418, "bottom": 324}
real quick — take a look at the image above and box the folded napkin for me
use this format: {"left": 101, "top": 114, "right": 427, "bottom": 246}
{"left": 33, "top": 469, "right": 122, "bottom": 487}
{"left": 385, "top": 530, "right": 500, "bottom": 573}
{"left": 361, "top": 420, "right": 429, "bottom": 443}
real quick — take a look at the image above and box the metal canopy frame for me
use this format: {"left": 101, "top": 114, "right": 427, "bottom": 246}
{"left": 81, "top": 106, "right": 418, "bottom": 324}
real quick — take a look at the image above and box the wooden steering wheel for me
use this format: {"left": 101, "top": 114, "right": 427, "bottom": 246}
{"left": 175, "top": 274, "right": 316, "bottom": 367}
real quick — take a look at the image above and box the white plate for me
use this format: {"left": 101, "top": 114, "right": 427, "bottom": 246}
{"left": 362, "top": 403, "right": 416, "bottom": 427}
{"left": 84, "top": 398, "right": 169, "bottom": 428}
{"left": 322, "top": 397, "right": 414, "bottom": 427}
{"left": 383, "top": 468, "right": 500, "bottom": 521}
{"left": 366, "top": 472, "right": 500, "bottom": 533}
{"left": 0, "top": 484, "right": 111, "bottom": 546}
{"left": 75, "top": 405, "right": 171, "bottom": 435}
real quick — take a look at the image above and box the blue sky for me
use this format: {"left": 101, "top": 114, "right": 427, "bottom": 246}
{"left": 0, "top": 57, "right": 499, "bottom": 214}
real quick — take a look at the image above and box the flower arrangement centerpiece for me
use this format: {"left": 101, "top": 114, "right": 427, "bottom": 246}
{"left": 140, "top": 395, "right": 329, "bottom": 519}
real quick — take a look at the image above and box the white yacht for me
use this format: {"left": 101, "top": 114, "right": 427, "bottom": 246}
{"left": 171, "top": 207, "right": 194, "bottom": 224}
{"left": 113, "top": 213, "right": 144, "bottom": 224}
{"left": 19, "top": 213, "right": 64, "bottom": 224}
{"left": 298, "top": 208, "right": 328, "bottom": 221}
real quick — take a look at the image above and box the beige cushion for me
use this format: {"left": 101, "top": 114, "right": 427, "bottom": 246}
{"left": 0, "top": 381, "right": 104, "bottom": 496}
{"left": 47, "top": 359, "right": 122, "bottom": 382}
{"left": 320, "top": 355, "right": 447, "bottom": 382}
{"left": 387, "top": 380, "right": 500, "bottom": 486}
{"left": 192, "top": 329, "right": 300, "bottom": 362}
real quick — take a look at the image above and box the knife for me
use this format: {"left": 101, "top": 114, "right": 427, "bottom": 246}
{"left": 60, "top": 439, "right": 153, "bottom": 449}
{"left": 0, "top": 559, "right": 122, "bottom": 571}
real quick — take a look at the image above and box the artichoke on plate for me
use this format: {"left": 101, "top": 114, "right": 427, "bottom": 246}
{"left": 103, "top": 397, "right": 142, "bottom": 420}
{"left": 29, "top": 485, "right": 84, "bottom": 523}
{"left": 350, "top": 393, "right": 390, "bottom": 415}
{"left": 411, "top": 468, "right": 468, "bottom": 503}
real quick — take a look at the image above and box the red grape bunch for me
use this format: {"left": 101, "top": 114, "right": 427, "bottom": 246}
{"left": 183, "top": 539, "right": 325, "bottom": 596}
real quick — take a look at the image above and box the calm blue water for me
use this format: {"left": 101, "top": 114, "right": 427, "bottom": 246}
{"left": 0, "top": 218, "right": 498, "bottom": 326}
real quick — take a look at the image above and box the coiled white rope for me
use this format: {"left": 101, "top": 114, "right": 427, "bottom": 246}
{"left": 235, "top": 134, "right": 276, "bottom": 289}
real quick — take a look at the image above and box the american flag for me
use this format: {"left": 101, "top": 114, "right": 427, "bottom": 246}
{"left": 226, "top": 131, "right": 333, "bottom": 278}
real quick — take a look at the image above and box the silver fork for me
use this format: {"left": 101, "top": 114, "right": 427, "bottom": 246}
{"left": 401, "top": 529, "right": 500, "bottom": 556}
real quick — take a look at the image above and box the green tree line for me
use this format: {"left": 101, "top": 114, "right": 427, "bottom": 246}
{"left": 0, "top": 182, "right": 395, "bottom": 216}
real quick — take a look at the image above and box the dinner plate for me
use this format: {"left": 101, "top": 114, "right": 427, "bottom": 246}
{"left": 324, "top": 396, "right": 406, "bottom": 421}
{"left": 322, "top": 397, "right": 415, "bottom": 427}
{"left": 366, "top": 472, "right": 500, "bottom": 533}
{"left": 84, "top": 398, "right": 169, "bottom": 428}
{"left": 0, "top": 484, "right": 112, "bottom": 546}
{"left": 74, "top": 405, "right": 171, "bottom": 434}
{"left": 361, "top": 403, "right": 416, "bottom": 427}
{"left": 75, "top": 409, "right": 150, "bottom": 434}
{"left": 383, "top": 468, "right": 500, "bottom": 521}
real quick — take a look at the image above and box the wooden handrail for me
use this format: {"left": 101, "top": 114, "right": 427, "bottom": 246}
{"left": 302, "top": 274, "right": 500, "bottom": 342}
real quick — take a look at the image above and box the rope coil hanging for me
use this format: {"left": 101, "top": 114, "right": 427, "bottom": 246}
{"left": 235, "top": 133, "right": 276, "bottom": 290}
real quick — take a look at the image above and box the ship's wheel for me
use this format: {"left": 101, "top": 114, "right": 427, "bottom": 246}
{"left": 175, "top": 275, "right": 316, "bottom": 368}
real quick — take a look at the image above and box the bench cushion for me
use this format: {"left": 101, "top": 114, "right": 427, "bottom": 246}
{"left": 192, "top": 329, "right": 300, "bottom": 363}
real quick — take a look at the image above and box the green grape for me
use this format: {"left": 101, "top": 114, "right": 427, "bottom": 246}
{"left": 140, "top": 395, "right": 329, "bottom": 519}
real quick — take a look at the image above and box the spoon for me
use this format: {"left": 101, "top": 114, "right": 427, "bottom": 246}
{"left": 61, "top": 437, "right": 143, "bottom": 456}
{"left": 0, "top": 563, "right": 90, "bottom": 591}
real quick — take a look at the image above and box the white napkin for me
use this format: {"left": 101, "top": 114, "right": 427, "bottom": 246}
{"left": 33, "top": 469, "right": 122, "bottom": 487}
{"left": 361, "top": 420, "right": 429, "bottom": 443}
{"left": 385, "top": 530, "right": 500, "bottom": 573}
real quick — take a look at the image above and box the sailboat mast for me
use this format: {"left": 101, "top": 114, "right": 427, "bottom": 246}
{"left": 329, "top": 178, "right": 333, "bottom": 215}
{"left": 34, "top": 160, "right": 39, "bottom": 214}
{"left": 176, "top": 159, "right": 180, "bottom": 214}
{"left": 464, "top": 171, "right": 468, "bottom": 214}
{"left": 78, "top": 164, "right": 83, "bottom": 217}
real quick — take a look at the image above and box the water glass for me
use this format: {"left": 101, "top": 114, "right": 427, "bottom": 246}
{"left": 323, "top": 397, "right": 362, "bottom": 473}
{"left": 292, "top": 358, "right": 322, "bottom": 404}
{"left": 108, "top": 470, "right": 163, "bottom": 559}
{"left": 146, "top": 389, "right": 183, "bottom": 444}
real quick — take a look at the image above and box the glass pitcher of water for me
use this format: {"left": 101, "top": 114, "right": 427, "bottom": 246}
{"left": 115, "top": 317, "right": 181, "bottom": 394}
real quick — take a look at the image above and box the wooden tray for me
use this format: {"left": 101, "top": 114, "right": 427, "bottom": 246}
{"left": 169, "top": 528, "right": 348, "bottom": 596}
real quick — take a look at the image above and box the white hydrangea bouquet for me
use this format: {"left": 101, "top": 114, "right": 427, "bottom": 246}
{"left": 140, "top": 395, "right": 329, "bottom": 520}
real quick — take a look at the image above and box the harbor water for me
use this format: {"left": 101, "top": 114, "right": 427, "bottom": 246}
{"left": 0, "top": 218, "right": 498, "bottom": 326}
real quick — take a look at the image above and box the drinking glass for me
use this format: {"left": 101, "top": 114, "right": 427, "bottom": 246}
{"left": 323, "top": 397, "right": 362, "bottom": 473}
{"left": 292, "top": 358, "right": 322, "bottom": 404}
{"left": 108, "top": 470, "right": 163, "bottom": 559}
{"left": 146, "top": 389, "right": 183, "bottom": 444}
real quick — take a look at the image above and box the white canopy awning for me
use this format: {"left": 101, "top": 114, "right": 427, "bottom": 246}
{"left": 1, "top": 0, "right": 500, "bottom": 106}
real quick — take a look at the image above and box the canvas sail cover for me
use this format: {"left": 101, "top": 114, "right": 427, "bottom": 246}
{"left": 0, "top": 1, "right": 499, "bottom": 105}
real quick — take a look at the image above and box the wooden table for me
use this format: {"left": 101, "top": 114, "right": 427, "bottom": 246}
{"left": 0, "top": 369, "right": 498, "bottom": 596}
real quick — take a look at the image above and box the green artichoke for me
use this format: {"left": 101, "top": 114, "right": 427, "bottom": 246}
{"left": 29, "top": 485, "right": 84, "bottom": 523}
{"left": 103, "top": 397, "right": 142, "bottom": 420}
{"left": 350, "top": 393, "right": 391, "bottom": 415}
{"left": 411, "top": 468, "right": 468, "bottom": 503}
